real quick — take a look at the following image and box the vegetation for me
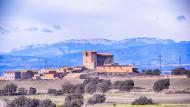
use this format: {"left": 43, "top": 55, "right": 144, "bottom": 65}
{"left": 143, "top": 69, "right": 161, "bottom": 75}
{"left": 153, "top": 79, "right": 170, "bottom": 92}
{"left": 29, "top": 87, "right": 37, "bottom": 95}
{"left": 63, "top": 93, "right": 84, "bottom": 107}
{"left": 18, "top": 87, "right": 28, "bottom": 95}
{"left": 171, "top": 67, "right": 190, "bottom": 77}
{"left": 112, "top": 80, "right": 134, "bottom": 92}
{"left": 8, "top": 96, "right": 56, "bottom": 107}
{"left": 96, "top": 80, "right": 111, "bottom": 93}
{"left": 132, "top": 96, "right": 154, "bottom": 105}
{"left": 87, "top": 94, "right": 106, "bottom": 105}
{"left": 2, "top": 83, "right": 17, "bottom": 95}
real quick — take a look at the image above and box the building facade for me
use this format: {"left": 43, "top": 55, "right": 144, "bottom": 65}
{"left": 96, "top": 65, "right": 134, "bottom": 73}
{"left": 4, "top": 71, "right": 21, "bottom": 80}
{"left": 83, "top": 51, "right": 136, "bottom": 73}
{"left": 83, "top": 51, "right": 114, "bottom": 69}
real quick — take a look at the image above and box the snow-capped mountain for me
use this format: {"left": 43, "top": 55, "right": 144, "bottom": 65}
{"left": 8, "top": 37, "right": 176, "bottom": 57}
{"left": 1, "top": 37, "right": 190, "bottom": 73}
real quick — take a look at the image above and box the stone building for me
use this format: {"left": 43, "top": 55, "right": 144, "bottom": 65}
{"left": 83, "top": 51, "right": 114, "bottom": 69}
{"left": 83, "top": 51, "right": 136, "bottom": 73}
{"left": 3, "top": 71, "right": 21, "bottom": 80}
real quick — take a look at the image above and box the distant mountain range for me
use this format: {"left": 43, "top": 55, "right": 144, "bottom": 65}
{"left": 0, "top": 37, "right": 190, "bottom": 74}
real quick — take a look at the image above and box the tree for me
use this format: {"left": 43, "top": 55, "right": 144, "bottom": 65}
{"left": 63, "top": 93, "right": 84, "bottom": 107}
{"left": 132, "top": 96, "right": 154, "bottom": 105}
{"left": 84, "top": 82, "right": 96, "bottom": 94}
{"left": 3, "top": 83, "right": 17, "bottom": 95}
{"left": 18, "top": 87, "right": 28, "bottom": 95}
{"left": 171, "top": 67, "right": 187, "bottom": 75}
{"left": 87, "top": 94, "right": 106, "bottom": 105}
{"left": 62, "top": 82, "right": 75, "bottom": 94}
{"left": 38, "top": 99, "right": 56, "bottom": 107}
{"left": 153, "top": 79, "right": 170, "bottom": 92}
{"left": 8, "top": 96, "right": 40, "bottom": 107}
{"left": 144, "top": 69, "right": 161, "bottom": 75}
{"left": 96, "top": 80, "right": 111, "bottom": 93}
{"left": 29, "top": 87, "right": 37, "bottom": 95}
{"left": 112, "top": 80, "right": 134, "bottom": 92}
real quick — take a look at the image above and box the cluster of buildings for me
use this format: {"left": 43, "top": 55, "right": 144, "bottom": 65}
{"left": 2, "top": 51, "right": 136, "bottom": 80}
{"left": 3, "top": 66, "right": 85, "bottom": 80}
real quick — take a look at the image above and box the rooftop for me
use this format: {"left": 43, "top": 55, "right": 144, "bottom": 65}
{"left": 97, "top": 53, "right": 113, "bottom": 56}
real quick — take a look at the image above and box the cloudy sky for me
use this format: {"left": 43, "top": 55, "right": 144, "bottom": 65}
{"left": 0, "top": 0, "right": 190, "bottom": 52}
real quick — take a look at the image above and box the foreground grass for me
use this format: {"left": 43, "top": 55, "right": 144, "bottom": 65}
{"left": 92, "top": 104, "right": 190, "bottom": 107}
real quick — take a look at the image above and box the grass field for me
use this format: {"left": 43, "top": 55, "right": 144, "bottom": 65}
{"left": 0, "top": 77, "right": 190, "bottom": 106}
{"left": 89, "top": 104, "right": 190, "bottom": 107}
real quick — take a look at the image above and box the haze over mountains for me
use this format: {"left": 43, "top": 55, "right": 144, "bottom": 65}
{"left": 0, "top": 37, "right": 190, "bottom": 73}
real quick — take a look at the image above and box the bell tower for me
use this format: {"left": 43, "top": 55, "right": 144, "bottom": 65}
{"left": 83, "top": 51, "right": 97, "bottom": 69}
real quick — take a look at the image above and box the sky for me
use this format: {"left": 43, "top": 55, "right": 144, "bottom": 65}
{"left": 0, "top": 0, "right": 190, "bottom": 52}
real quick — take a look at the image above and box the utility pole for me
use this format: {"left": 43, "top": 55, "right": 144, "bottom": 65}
{"left": 158, "top": 54, "right": 162, "bottom": 71}
{"left": 179, "top": 56, "right": 181, "bottom": 67}
{"left": 44, "top": 58, "right": 48, "bottom": 69}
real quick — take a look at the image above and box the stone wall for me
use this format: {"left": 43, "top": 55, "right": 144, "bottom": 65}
{"left": 96, "top": 66, "right": 133, "bottom": 73}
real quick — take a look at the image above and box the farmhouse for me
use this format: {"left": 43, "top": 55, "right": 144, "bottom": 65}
{"left": 83, "top": 51, "right": 136, "bottom": 73}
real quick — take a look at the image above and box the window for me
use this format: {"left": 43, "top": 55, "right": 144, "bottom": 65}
{"left": 86, "top": 52, "right": 88, "bottom": 56}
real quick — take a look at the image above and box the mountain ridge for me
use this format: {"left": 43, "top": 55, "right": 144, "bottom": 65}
{"left": 0, "top": 37, "right": 189, "bottom": 73}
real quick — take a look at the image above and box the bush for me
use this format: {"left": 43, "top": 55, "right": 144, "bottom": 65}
{"left": 8, "top": 96, "right": 40, "bottom": 107}
{"left": 38, "top": 99, "right": 56, "bottom": 107}
{"left": 48, "top": 89, "right": 57, "bottom": 94}
{"left": 18, "top": 87, "right": 28, "bottom": 95}
{"left": 112, "top": 80, "right": 134, "bottom": 92}
{"left": 84, "top": 82, "right": 96, "bottom": 94}
{"left": 96, "top": 80, "right": 111, "bottom": 93}
{"left": 87, "top": 94, "right": 106, "bottom": 105}
{"left": 144, "top": 69, "right": 161, "bottom": 75}
{"left": 63, "top": 93, "right": 84, "bottom": 107}
{"left": 132, "top": 96, "right": 154, "bottom": 105}
{"left": 153, "top": 79, "right": 170, "bottom": 92}
{"left": 62, "top": 82, "right": 76, "bottom": 94}
{"left": 171, "top": 67, "right": 187, "bottom": 75}
{"left": 3, "top": 83, "right": 17, "bottom": 95}
{"left": 29, "top": 87, "right": 37, "bottom": 95}
{"left": 48, "top": 88, "right": 63, "bottom": 96}
{"left": 79, "top": 74, "right": 89, "bottom": 79}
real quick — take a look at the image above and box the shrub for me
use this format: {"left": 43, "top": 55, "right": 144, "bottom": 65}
{"left": 153, "top": 79, "right": 170, "bottom": 92}
{"left": 38, "top": 99, "right": 56, "bottom": 107}
{"left": 63, "top": 93, "right": 84, "bottom": 107}
{"left": 171, "top": 67, "right": 187, "bottom": 75}
{"left": 48, "top": 88, "right": 63, "bottom": 96}
{"left": 8, "top": 96, "right": 40, "bottom": 107}
{"left": 3, "top": 83, "right": 17, "bottom": 95}
{"left": 96, "top": 80, "right": 111, "bottom": 93}
{"left": 84, "top": 82, "right": 96, "bottom": 94}
{"left": 74, "top": 84, "right": 85, "bottom": 94}
{"left": 29, "top": 87, "right": 37, "bottom": 95}
{"left": 112, "top": 80, "right": 134, "bottom": 92}
{"left": 144, "top": 69, "right": 161, "bottom": 75}
{"left": 62, "top": 82, "right": 76, "bottom": 94}
{"left": 18, "top": 87, "right": 28, "bottom": 95}
{"left": 132, "top": 96, "right": 154, "bottom": 105}
{"left": 48, "top": 89, "right": 56, "bottom": 94}
{"left": 79, "top": 74, "right": 89, "bottom": 79}
{"left": 87, "top": 94, "right": 106, "bottom": 105}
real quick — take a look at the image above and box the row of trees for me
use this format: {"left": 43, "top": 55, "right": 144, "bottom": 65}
{"left": 8, "top": 96, "right": 56, "bottom": 107}
{"left": 171, "top": 67, "right": 190, "bottom": 77}
{"left": 143, "top": 69, "right": 161, "bottom": 75}
{"left": 0, "top": 84, "right": 36, "bottom": 96}
{"left": 48, "top": 77, "right": 135, "bottom": 96}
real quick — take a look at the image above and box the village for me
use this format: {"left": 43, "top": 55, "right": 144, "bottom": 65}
{"left": 1, "top": 51, "right": 137, "bottom": 80}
